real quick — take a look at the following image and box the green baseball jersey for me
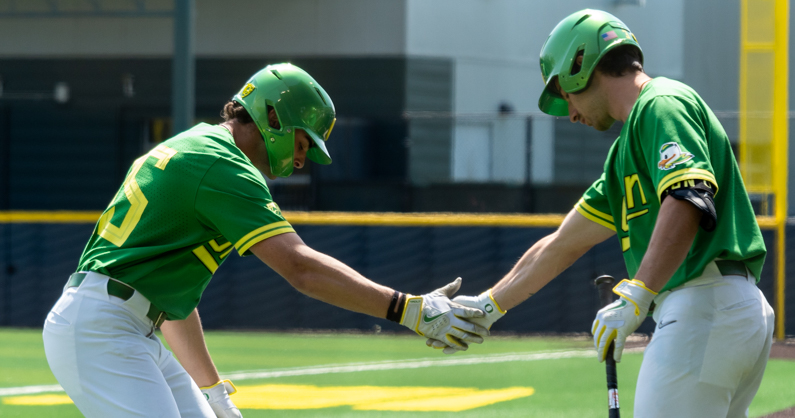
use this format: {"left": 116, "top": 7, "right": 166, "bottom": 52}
{"left": 77, "top": 123, "right": 295, "bottom": 319}
{"left": 575, "top": 77, "right": 766, "bottom": 292}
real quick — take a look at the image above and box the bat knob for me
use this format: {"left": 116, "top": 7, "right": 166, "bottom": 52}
{"left": 594, "top": 275, "right": 615, "bottom": 287}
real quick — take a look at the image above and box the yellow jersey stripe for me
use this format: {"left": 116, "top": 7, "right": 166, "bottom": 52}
{"left": 234, "top": 221, "right": 293, "bottom": 250}
{"left": 192, "top": 246, "right": 219, "bottom": 273}
{"left": 575, "top": 205, "right": 617, "bottom": 231}
{"left": 577, "top": 198, "right": 614, "bottom": 223}
{"left": 238, "top": 225, "right": 296, "bottom": 255}
{"left": 656, "top": 168, "right": 719, "bottom": 201}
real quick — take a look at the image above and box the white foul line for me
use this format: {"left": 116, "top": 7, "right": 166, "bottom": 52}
{"left": 223, "top": 347, "right": 645, "bottom": 380}
{"left": 0, "top": 385, "right": 64, "bottom": 397}
{"left": 0, "top": 347, "right": 644, "bottom": 397}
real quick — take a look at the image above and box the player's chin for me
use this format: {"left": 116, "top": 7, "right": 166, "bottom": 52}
{"left": 593, "top": 120, "right": 616, "bottom": 132}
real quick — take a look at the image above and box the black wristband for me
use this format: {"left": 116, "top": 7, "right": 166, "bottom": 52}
{"left": 386, "top": 291, "right": 406, "bottom": 323}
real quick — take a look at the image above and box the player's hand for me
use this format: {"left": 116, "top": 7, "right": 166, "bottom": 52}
{"left": 400, "top": 277, "right": 489, "bottom": 354}
{"left": 426, "top": 289, "right": 507, "bottom": 354}
{"left": 591, "top": 279, "right": 657, "bottom": 363}
{"left": 200, "top": 380, "right": 243, "bottom": 418}
{"left": 452, "top": 289, "right": 507, "bottom": 330}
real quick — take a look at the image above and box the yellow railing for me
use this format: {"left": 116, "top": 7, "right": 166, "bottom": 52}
{"left": 0, "top": 210, "right": 781, "bottom": 230}
{"left": 740, "top": 0, "right": 789, "bottom": 339}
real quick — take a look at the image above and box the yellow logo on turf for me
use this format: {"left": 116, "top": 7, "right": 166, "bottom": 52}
{"left": 240, "top": 83, "right": 256, "bottom": 98}
{"left": 266, "top": 202, "right": 282, "bottom": 217}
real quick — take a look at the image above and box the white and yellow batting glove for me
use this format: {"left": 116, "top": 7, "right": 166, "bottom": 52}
{"left": 427, "top": 289, "right": 507, "bottom": 354}
{"left": 401, "top": 277, "right": 489, "bottom": 354}
{"left": 591, "top": 279, "right": 657, "bottom": 363}
{"left": 200, "top": 380, "right": 242, "bottom": 418}
{"left": 452, "top": 289, "right": 507, "bottom": 330}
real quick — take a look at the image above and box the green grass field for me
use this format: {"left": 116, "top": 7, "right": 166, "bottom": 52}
{"left": 1, "top": 328, "right": 793, "bottom": 417}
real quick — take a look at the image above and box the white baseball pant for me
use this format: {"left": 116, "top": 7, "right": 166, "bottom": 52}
{"left": 634, "top": 261, "right": 775, "bottom": 418}
{"left": 42, "top": 272, "right": 216, "bottom": 418}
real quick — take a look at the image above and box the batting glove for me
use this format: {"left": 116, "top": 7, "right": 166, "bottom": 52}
{"left": 426, "top": 289, "right": 507, "bottom": 354}
{"left": 200, "top": 380, "right": 243, "bottom": 418}
{"left": 591, "top": 279, "right": 657, "bottom": 363}
{"left": 452, "top": 289, "right": 507, "bottom": 330}
{"left": 401, "top": 277, "right": 489, "bottom": 354}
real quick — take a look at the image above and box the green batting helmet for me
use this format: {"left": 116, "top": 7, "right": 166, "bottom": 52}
{"left": 538, "top": 9, "right": 642, "bottom": 116}
{"left": 233, "top": 63, "right": 336, "bottom": 177}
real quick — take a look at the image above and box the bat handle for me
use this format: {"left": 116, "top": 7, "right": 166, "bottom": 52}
{"left": 594, "top": 275, "right": 620, "bottom": 418}
{"left": 605, "top": 346, "right": 620, "bottom": 417}
{"left": 595, "top": 275, "right": 616, "bottom": 307}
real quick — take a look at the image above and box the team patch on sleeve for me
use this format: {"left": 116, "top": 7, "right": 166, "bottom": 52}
{"left": 657, "top": 142, "right": 694, "bottom": 171}
{"left": 575, "top": 198, "right": 616, "bottom": 231}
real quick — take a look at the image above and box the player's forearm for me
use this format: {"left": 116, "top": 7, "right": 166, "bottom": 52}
{"left": 491, "top": 231, "right": 589, "bottom": 310}
{"left": 285, "top": 245, "right": 395, "bottom": 318}
{"left": 160, "top": 309, "right": 221, "bottom": 388}
{"left": 491, "top": 209, "right": 614, "bottom": 310}
{"left": 634, "top": 197, "right": 701, "bottom": 292}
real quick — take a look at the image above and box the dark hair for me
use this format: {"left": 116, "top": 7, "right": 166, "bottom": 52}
{"left": 220, "top": 100, "right": 254, "bottom": 124}
{"left": 595, "top": 45, "right": 644, "bottom": 77}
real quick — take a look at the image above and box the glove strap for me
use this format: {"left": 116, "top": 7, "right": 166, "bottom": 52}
{"left": 385, "top": 291, "right": 407, "bottom": 323}
{"left": 487, "top": 289, "right": 507, "bottom": 314}
{"left": 399, "top": 296, "right": 423, "bottom": 333}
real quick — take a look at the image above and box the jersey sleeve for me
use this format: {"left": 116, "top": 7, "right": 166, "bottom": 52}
{"left": 575, "top": 172, "right": 616, "bottom": 231}
{"left": 639, "top": 96, "right": 719, "bottom": 201}
{"left": 195, "top": 158, "right": 295, "bottom": 256}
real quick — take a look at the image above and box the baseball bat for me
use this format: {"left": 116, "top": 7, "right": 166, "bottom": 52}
{"left": 594, "top": 275, "right": 620, "bottom": 418}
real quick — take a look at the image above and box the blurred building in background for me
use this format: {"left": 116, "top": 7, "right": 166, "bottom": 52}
{"left": 2, "top": 0, "right": 789, "bottom": 213}
{"left": 0, "top": 0, "right": 793, "bottom": 335}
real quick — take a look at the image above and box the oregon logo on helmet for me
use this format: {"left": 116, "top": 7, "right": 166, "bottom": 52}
{"left": 538, "top": 9, "right": 642, "bottom": 116}
{"left": 233, "top": 63, "right": 336, "bottom": 178}
{"left": 239, "top": 83, "right": 256, "bottom": 98}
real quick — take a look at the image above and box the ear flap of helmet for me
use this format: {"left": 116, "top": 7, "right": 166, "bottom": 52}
{"left": 306, "top": 117, "right": 334, "bottom": 165}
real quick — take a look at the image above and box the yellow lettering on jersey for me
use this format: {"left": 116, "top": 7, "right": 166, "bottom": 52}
{"left": 621, "top": 197, "right": 629, "bottom": 233}
{"left": 622, "top": 236, "right": 630, "bottom": 252}
{"left": 192, "top": 246, "right": 219, "bottom": 273}
{"left": 620, "top": 174, "right": 651, "bottom": 252}
{"left": 669, "top": 179, "right": 696, "bottom": 191}
{"left": 98, "top": 146, "right": 178, "bottom": 247}
{"left": 208, "top": 239, "right": 232, "bottom": 253}
{"left": 150, "top": 145, "right": 178, "bottom": 169}
{"left": 623, "top": 174, "right": 647, "bottom": 209}
{"left": 194, "top": 238, "right": 234, "bottom": 273}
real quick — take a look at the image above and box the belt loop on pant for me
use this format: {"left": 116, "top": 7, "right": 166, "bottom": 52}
{"left": 715, "top": 260, "right": 748, "bottom": 278}
{"left": 67, "top": 272, "right": 168, "bottom": 327}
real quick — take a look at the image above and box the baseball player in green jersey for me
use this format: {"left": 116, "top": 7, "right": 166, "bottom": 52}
{"left": 42, "top": 63, "right": 489, "bottom": 418}
{"left": 430, "top": 10, "right": 775, "bottom": 418}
